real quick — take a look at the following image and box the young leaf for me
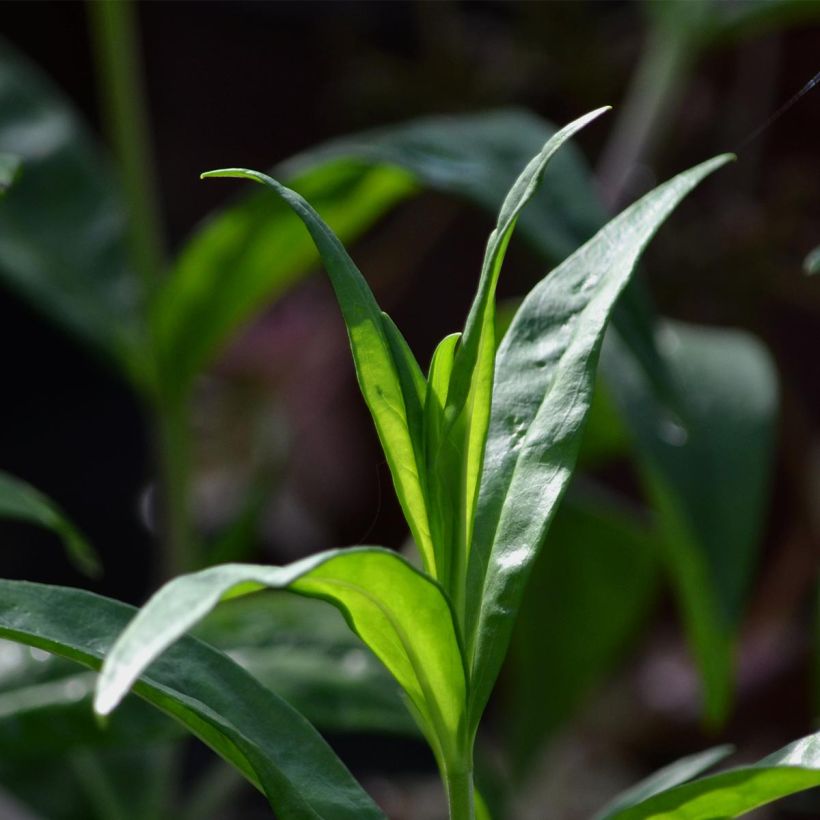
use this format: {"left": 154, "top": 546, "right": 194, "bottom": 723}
{"left": 465, "top": 155, "right": 734, "bottom": 730}
{"left": 605, "top": 733, "right": 820, "bottom": 819}
{"left": 0, "top": 471, "right": 100, "bottom": 578}
{"left": 594, "top": 745, "right": 734, "bottom": 819}
{"left": 95, "top": 548, "right": 467, "bottom": 766}
{"left": 0, "top": 580, "right": 383, "bottom": 819}
{"left": 200, "top": 169, "right": 436, "bottom": 577}
{"left": 431, "top": 107, "right": 609, "bottom": 615}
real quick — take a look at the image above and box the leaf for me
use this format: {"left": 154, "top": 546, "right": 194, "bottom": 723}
{"left": 601, "top": 321, "right": 778, "bottom": 722}
{"left": 0, "top": 39, "right": 145, "bottom": 383}
{"left": 95, "top": 548, "right": 466, "bottom": 768}
{"left": 606, "top": 732, "right": 820, "bottom": 819}
{"left": 594, "top": 745, "right": 734, "bottom": 819}
{"left": 506, "top": 489, "right": 658, "bottom": 771}
{"left": 200, "top": 168, "right": 436, "bottom": 578}
{"left": 429, "top": 107, "right": 609, "bottom": 616}
{"left": 805, "top": 245, "right": 820, "bottom": 275}
{"left": 156, "top": 160, "right": 417, "bottom": 398}
{"left": 0, "top": 153, "right": 20, "bottom": 196}
{"left": 0, "top": 471, "right": 100, "bottom": 577}
{"left": 195, "top": 593, "right": 417, "bottom": 736}
{"left": 465, "top": 155, "right": 734, "bottom": 730}
{"left": 0, "top": 579, "right": 384, "bottom": 819}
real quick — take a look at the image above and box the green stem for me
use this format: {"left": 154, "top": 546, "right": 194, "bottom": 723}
{"left": 445, "top": 764, "right": 475, "bottom": 820}
{"left": 87, "top": 0, "right": 165, "bottom": 295}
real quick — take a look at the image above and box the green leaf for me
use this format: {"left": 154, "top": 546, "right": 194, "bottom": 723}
{"left": 156, "top": 160, "right": 417, "bottom": 399}
{"left": 465, "top": 155, "right": 734, "bottom": 730}
{"left": 602, "top": 321, "right": 777, "bottom": 722}
{"left": 0, "top": 579, "right": 383, "bottom": 819}
{"left": 594, "top": 745, "right": 734, "bottom": 819}
{"left": 805, "top": 245, "right": 820, "bottom": 275}
{"left": 430, "top": 107, "right": 609, "bottom": 617}
{"left": 200, "top": 168, "right": 436, "bottom": 578}
{"left": 95, "top": 548, "right": 466, "bottom": 768}
{"left": 0, "top": 39, "right": 145, "bottom": 383}
{"left": 0, "top": 471, "right": 100, "bottom": 577}
{"left": 0, "top": 153, "right": 20, "bottom": 196}
{"left": 606, "top": 733, "right": 820, "bottom": 819}
{"left": 195, "top": 593, "right": 417, "bottom": 736}
{"left": 506, "top": 489, "right": 658, "bottom": 770}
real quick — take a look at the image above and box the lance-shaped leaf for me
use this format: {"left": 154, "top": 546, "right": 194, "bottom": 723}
{"left": 0, "top": 580, "right": 383, "bottom": 819}
{"left": 200, "top": 169, "right": 436, "bottom": 577}
{"left": 430, "top": 107, "right": 609, "bottom": 614}
{"left": 0, "top": 471, "right": 100, "bottom": 577}
{"left": 465, "top": 155, "right": 734, "bottom": 730}
{"left": 95, "top": 548, "right": 467, "bottom": 767}
{"left": 605, "top": 732, "right": 820, "bottom": 819}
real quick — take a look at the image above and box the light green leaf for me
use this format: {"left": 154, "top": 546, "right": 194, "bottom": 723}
{"left": 0, "top": 153, "right": 20, "bottom": 196}
{"left": 95, "top": 548, "right": 466, "bottom": 768}
{"left": 200, "top": 168, "right": 436, "bottom": 577}
{"left": 0, "top": 471, "right": 100, "bottom": 577}
{"left": 465, "top": 155, "right": 734, "bottom": 731}
{"left": 594, "top": 745, "right": 733, "bottom": 819}
{"left": 0, "top": 579, "right": 383, "bottom": 819}
{"left": 431, "top": 107, "right": 609, "bottom": 617}
{"left": 805, "top": 245, "right": 820, "bottom": 275}
{"left": 602, "top": 321, "right": 777, "bottom": 722}
{"left": 606, "top": 733, "right": 820, "bottom": 819}
{"left": 0, "top": 39, "right": 145, "bottom": 383}
{"left": 507, "top": 489, "right": 658, "bottom": 770}
{"left": 156, "top": 160, "right": 417, "bottom": 398}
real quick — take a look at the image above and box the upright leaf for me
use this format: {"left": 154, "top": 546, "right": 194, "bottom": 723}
{"left": 200, "top": 169, "right": 436, "bottom": 576}
{"left": 95, "top": 548, "right": 466, "bottom": 768}
{"left": 0, "top": 471, "right": 100, "bottom": 577}
{"left": 0, "top": 580, "right": 383, "bottom": 819}
{"left": 465, "top": 155, "right": 733, "bottom": 729}
{"left": 431, "top": 108, "right": 609, "bottom": 616}
{"left": 605, "top": 733, "right": 820, "bottom": 819}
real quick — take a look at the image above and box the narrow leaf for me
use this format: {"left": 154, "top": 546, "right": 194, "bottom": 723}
{"left": 607, "top": 733, "right": 820, "bottom": 819}
{"left": 0, "top": 471, "right": 100, "bottom": 577}
{"left": 594, "top": 745, "right": 734, "bottom": 819}
{"left": 0, "top": 580, "right": 383, "bottom": 819}
{"left": 465, "top": 155, "right": 734, "bottom": 730}
{"left": 95, "top": 548, "right": 466, "bottom": 765}
{"left": 201, "top": 169, "right": 436, "bottom": 576}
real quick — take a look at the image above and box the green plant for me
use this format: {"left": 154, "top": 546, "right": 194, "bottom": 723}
{"left": 0, "top": 107, "right": 797, "bottom": 819}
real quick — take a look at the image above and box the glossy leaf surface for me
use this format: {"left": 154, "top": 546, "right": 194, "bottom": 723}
{"left": 200, "top": 169, "right": 436, "bottom": 577}
{"left": 0, "top": 39, "right": 144, "bottom": 382}
{"left": 95, "top": 548, "right": 466, "bottom": 764}
{"left": 607, "top": 733, "right": 820, "bottom": 819}
{"left": 0, "top": 579, "right": 383, "bottom": 819}
{"left": 0, "top": 471, "right": 100, "bottom": 577}
{"left": 465, "top": 155, "right": 733, "bottom": 728}
{"left": 601, "top": 321, "right": 777, "bottom": 721}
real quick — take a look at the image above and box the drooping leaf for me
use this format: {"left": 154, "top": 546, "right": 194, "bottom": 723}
{"left": 195, "top": 592, "right": 416, "bottom": 736}
{"left": 601, "top": 321, "right": 777, "bottom": 722}
{"left": 0, "top": 471, "right": 100, "bottom": 577}
{"left": 156, "top": 160, "right": 417, "bottom": 398}
{"left": 605, "top": 733, "right": 820, "bottom": 819}
{"left": 95, "top": 548, "right": 466, "bottom": 768}
{"left": 805, "top": 245, "right": 820, "bottom": 275}
{"left": 594, "top": 744, "right": 734, "bottom": 819}
{"left": 0, "top": 39, "right": 145, "bottom": 384}
{"left": 0, "top": 579, "right": 384, "bottom": 819}
{"left": 200, "top": 168, "right": 436, "bottom": 578}
{"left": 0, "top": 153, "right": 20, "bottom": 196}
{"left": 430, "top": 108, "right": 608, "bottom": 616}
{"left": 507, "top": 489, "right": 658, "bottom": 771}
{"left": 465, "top": 155, "right": 734, "bottom": 730}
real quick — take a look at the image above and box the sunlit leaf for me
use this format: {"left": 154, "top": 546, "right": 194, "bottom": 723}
{"left": 465, "top": 155, "right": 733, "bottom": 730}
{"left": 0, "top": 471, "right": 100, "bottom": 577}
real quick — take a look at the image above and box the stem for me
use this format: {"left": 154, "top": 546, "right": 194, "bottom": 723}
{"left": 87, "top": 0, "right": 165, "bottom": 294}
{"left": 445, "top": 765, "right": 475, "bottom": 820}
